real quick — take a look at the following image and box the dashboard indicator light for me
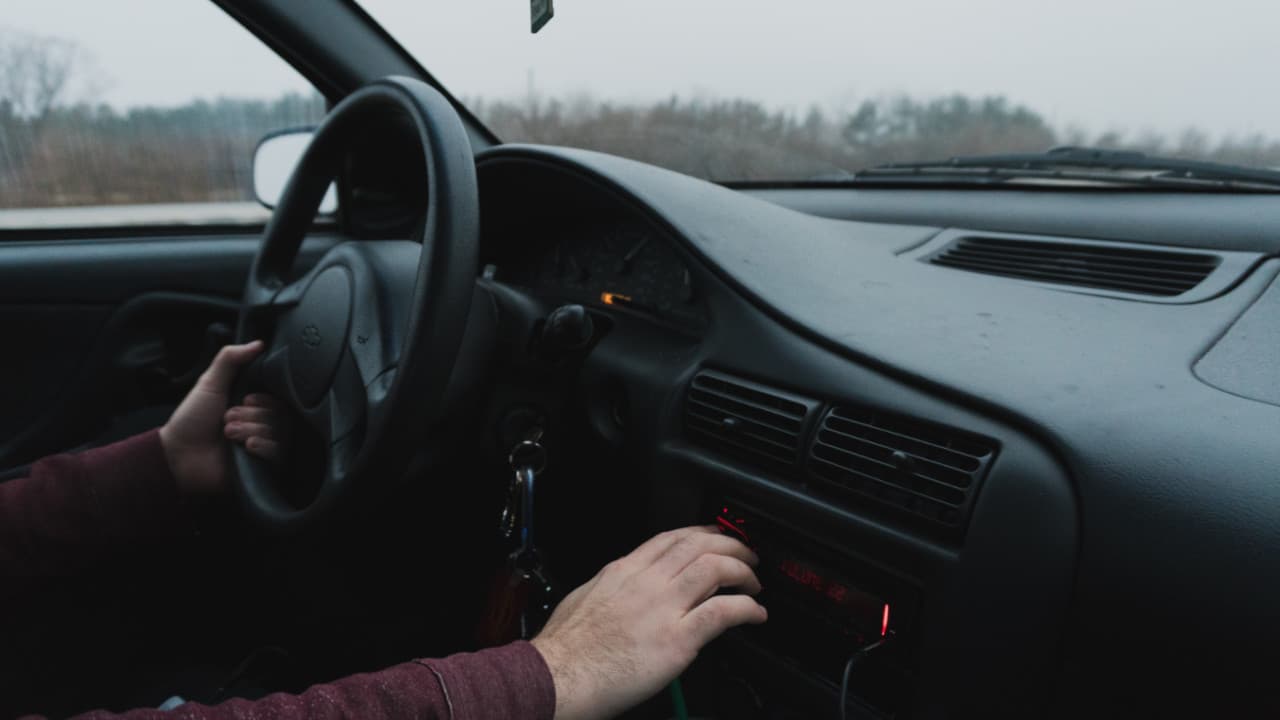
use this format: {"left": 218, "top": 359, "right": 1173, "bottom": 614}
{"left": 601, "top": 291, "right": 632, "bottom": 306}
{"left": 881, "top": 603, "right": 891, "bottom": 637}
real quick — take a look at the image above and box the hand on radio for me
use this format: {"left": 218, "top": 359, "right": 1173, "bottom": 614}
{"left": 531, "top": 525, "right": 767, "bottom": 720}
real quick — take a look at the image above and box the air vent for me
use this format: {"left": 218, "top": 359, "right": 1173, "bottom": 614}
{"left": 809, "top": 406, "right": 998, "bottom": 530}
{"left": 928, "top": 235, "right": 1220, "bottom": 297}
{"left": 684, "top": 370, "right": 819, "bottom": 474}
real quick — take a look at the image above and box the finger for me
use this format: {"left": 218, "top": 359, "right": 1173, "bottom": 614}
{"left": 624, "top": 526, "right": 721, "bottom": 570}
{"left": 245, "top": 437, "right": 281, "bottom": 462}
{"left": 223, "top": 406, "right": 276, "bottom": 425}
{"left": 651, "top": 532, "right": 759, "bottom": 580}
{"left": 243, "top": 393, "right": 282, "bottom": 409}
{"left": 224, "top": 421, "right": 276, "bottom": 442}
{"left": 198, "top": 341, "right": 265, "bottom": 395}
{"left": 673, "top": 554, "right": 762, "bottom": 607}
{"left": 680, "top": 594, "right": 768, "bottom": 650}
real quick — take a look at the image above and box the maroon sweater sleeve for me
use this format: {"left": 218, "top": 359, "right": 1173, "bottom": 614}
{"left": 2, "top": 432, "right": 558, "bottom": 719}
{"left": 45, "top": 641, "right": 556, "bottom": 720}
{"left": 0, "top": 429, "right": 191, "bottom": 585}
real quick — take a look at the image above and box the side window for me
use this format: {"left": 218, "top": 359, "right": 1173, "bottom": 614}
{"left": 0, "top": 1, "right": 325, "bottom": 229}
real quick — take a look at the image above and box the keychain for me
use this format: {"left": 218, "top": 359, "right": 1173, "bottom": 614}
{"left": 477, "top": 438, "right": 557, "bottom": 643}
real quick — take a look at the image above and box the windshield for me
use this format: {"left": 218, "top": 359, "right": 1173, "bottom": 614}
{"left": 360, "top": 0, "right": 1280, "bottom": 183}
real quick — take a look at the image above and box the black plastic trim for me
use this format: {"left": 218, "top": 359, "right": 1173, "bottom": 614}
{"left": 213, "top": 0, "right": 499, "bottom": 148}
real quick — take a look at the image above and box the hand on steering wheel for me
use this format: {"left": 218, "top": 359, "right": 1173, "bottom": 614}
{"left": 160, "top": 341, "right": 264, "bottom": 495}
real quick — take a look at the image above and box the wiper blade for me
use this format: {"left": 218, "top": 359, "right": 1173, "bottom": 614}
{"left": 859, "top": 146, "right": 1280, "bottom": 191}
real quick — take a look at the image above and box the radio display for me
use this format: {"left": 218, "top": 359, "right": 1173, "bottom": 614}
{"left": 716, "top": 506, "right": 893, "bottom": 640}
{"left": 773, "top": 555, "right": 890, "bottom": 638}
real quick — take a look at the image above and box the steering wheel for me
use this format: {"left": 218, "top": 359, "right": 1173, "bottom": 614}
{"left": 233, "top": 77, "right": 480, "bottom": 532}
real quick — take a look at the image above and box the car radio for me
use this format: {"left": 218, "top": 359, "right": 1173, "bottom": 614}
{"left": 713, "top": 501, "right": 919, "bottom": 716}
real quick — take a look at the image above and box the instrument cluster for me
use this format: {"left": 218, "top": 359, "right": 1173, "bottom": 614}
{"left": 499, "top": 221, "right": 704, "bottom": 327}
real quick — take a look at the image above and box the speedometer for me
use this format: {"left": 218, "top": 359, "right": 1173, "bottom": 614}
{"left": 509, "top": 220, "right": 702, "bottom": 327}
{"left": 593, "top": 224, "right": 696, "bottom": 317}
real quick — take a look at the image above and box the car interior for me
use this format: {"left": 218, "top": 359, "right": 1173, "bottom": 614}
{"left": 2, "top": 1, "right": 1280, "bottom": 718}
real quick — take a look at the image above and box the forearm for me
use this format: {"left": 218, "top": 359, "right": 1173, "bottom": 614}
{"left": 56, "top": 642, "right": 555, "bottom": 720}
{"left": 0, "top": 430, "right": 193, "bottom": 585}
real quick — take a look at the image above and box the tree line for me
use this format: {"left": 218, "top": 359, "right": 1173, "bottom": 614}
{"left": 4, "top": 30, "right": 1280, "bottom": 208}
{"left": 472, "top": 93, "right": 1280, "bottom": 181}
{"left": 0, "top": 93, "right": 325, "bottom": 207}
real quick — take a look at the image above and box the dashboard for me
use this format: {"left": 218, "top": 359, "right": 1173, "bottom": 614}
{"left": 475, "top": 146, "right": 1280, "bottom": 718}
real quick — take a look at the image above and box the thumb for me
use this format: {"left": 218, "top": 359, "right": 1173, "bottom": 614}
{"left": 198, "top": 341, "right": 265, "bottom": 395}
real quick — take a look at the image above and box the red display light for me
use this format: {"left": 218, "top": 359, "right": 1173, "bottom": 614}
{"left": 827, "top": 584, "right": 848, "bottom": 603}
{"left": 779, "top": 558, "right": 839, "bottom": 594}
{"left": 774, "top": 556, "right": 888, "bottom": 639}
{"left": 716, "top": 515, "right": 751, "bottom": 545}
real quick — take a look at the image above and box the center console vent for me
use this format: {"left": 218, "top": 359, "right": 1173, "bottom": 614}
{"left": 809, "top": 405, "right": 998, "bottom": 530}
{"left": 684, "top": 370, "right": 820, "bottom": 476}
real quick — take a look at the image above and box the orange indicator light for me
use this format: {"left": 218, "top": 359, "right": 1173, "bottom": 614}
{"left": 601, "top": 292, "right": 632, "bottom": 306}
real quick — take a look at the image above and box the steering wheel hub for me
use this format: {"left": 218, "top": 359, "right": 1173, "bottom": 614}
{"left": 284, "top": 267, "right": 352, "bottom": 407}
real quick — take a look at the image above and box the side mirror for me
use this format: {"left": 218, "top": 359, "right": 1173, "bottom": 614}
{"left": 252, "top": 128, "right": 338, "bottom": 214}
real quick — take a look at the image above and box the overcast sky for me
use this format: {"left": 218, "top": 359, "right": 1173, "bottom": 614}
{"left": 6, "top": 0, "right": 1279, "bottom": 139}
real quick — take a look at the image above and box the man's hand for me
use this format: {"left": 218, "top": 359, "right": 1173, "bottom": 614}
{"left": 159, "top": 341, "right": 271, "bottom": 495}
{"left": 531, "top": 526, "right": 767, "bottom": 720}
{"left": 223, "top": 393, "right": 286, "bottom": 464}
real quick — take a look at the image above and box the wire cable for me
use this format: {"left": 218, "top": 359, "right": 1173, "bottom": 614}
{"left": 839, "top": 638, "right": 887, "bottom": 720}
{"left": 669, "top": 677, "right": 690, "bottom": 720}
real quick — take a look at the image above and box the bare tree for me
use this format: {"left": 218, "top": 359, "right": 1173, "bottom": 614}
{"left": 0, "top": 28, "right": 92, "bottom": 197}
{"left": 0, "top": 29, "right": 80, "bottom": 120}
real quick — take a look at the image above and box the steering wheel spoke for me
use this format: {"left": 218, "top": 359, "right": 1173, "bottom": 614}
{"left": 324, "top": 349, "right": 368, "bottom": 444}
{"left": 249, "top": 344, "right": 292, "bottom": 398}
{"left": 242, "top": 264, "right": 307, "bottom": 311}
{"left": 239, "top": 275, "right": 308, "bottom": 382}
{"left": 326, "top": 432, "right": 362, "bottom": 488}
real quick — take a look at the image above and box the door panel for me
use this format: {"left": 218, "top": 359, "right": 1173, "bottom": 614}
{"left": 0, "top": 234, "right": 338, "bottom": 472}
